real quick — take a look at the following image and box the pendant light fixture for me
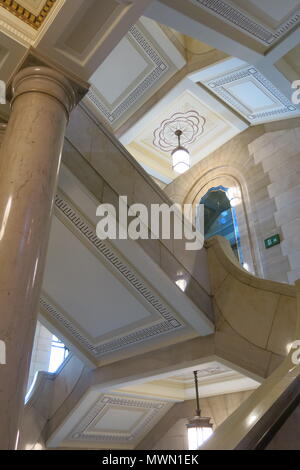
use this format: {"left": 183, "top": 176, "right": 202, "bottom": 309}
{"left": 186, "top": 371, "right": 213, "bottom": 450}
{"left": 171, "top": 130, "right": 190, "bottom": 174}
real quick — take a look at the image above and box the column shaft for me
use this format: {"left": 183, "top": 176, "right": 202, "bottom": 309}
{"left": 0, "top": 67, "right": 75, "bottom": 449}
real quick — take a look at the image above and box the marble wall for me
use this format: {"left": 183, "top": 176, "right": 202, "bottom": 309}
{"left": 249, "top": 126, "right": 300, "bottom": 284}
{"left": 165, "top": 118, "right": 300, "bottom": 285}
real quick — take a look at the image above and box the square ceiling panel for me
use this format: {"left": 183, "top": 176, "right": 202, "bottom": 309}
{"left": 92, "top": 37, "right": 150, "bottom": 106}
{"left": 86, "top": 17, "right": 186, "bottom": 129}
{"left": 123, "top": 79, "right": 246, "bottom": 181}
{"left": 198, "top": 58, "right": 299, "bottom": 124}
{"left": 61, "top": 393, "right": 172, "bottom": 449}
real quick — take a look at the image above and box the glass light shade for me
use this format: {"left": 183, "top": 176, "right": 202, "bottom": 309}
{"left": 172, "top": 146, "right": 190, "bottom": 174}
{"left": 187, "top": 417, "right": 213, "bottom": 450}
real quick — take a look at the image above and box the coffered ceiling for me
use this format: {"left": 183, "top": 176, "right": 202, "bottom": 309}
{"left": 120, "top": 75, "right": 247, "bottom": 182}
{"left": 119, "top": 360, "right": 259, "bottom": 401}
{"left": 85, "top": 17, "right": 186, "bottom": 129}
{"left": 50, "top": 392, "right": 173, "bottom": 449}
{"left": 193, "top": 57, "right": 299, "bottom": 124}
{"left": 0, "top": 0, "right": 64, "bottom": 46}
{"left": 47, "top": 359, "right": 259, "bottom": 449}
{"left": 40, "top": 164, "right": 213, "bottom": 367}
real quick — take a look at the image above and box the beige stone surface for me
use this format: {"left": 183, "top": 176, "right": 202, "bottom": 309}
{"left": 165, "top": 120, "right": 300, "bottom": 285}
{"left": 0, "top": 66, "right": 76, "bottom": 450}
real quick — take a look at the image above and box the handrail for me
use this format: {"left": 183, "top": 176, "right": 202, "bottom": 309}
{"left": 252, "top": 376, "right": 300, "bottom": 450}
{"left": 202, "top": 278, "right": 300, "bottom": 450}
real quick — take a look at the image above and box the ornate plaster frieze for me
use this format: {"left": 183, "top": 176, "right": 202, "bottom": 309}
{"left": 68, "top": 394, "right": 171, "bottom": 444}
{"left": 40, "top": 193, "right": 183, "bottom": 360}
{"left": 190, "top": 0, "right": 300, "bottom": 45}
{"left": 86, "top": 22, "right": 170, "bottom": 126}
{"left": 153, "top": 110, "right": 206, "bottom": 152}
{"left": 0, "top": 0, "right": 56, "bottom": 30}
{"left": 205, "top": 66, "right": 297, "bottom": 122}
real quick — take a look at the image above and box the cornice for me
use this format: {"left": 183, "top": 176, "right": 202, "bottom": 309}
{"left": 0, "top": 0, "right": 56, "bottom": 30}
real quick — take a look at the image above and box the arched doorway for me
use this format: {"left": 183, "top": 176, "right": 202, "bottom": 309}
{"left": 200, "top": 186, "right": 243, "bottom": 264}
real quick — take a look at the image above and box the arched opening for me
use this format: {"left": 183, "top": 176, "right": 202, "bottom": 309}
{"left": 200, "top": 186, "right": 243, "bottom": 264}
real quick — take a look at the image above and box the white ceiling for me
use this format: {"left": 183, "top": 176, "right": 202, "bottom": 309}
{"left": 43, "top": 217, "right": 153, "bottom": 340}
{"left": 40, "top": 165, "right": 213, "bottom": 366}
{"left": 47, "top": 359, "right": 259, "bottom": 449}
{"left": 121, "top": 74, "right": 247, "bottom": 182}
{"left": 85, "top": 16, "right": 186, "bottom": 128}
{"left": 195, "top": 57, "right": 300, "bottom": 124}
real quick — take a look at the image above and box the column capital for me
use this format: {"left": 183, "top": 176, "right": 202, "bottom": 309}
{"left": 12, "top": 66, "right": 76, "bottom": 118}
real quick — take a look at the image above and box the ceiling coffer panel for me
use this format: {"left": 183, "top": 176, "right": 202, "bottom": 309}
{"left": 189, "top": 0, "right": 300, "bottom": 45}
{"left": 0, "top": 0, "right": 56, "bottom": 29}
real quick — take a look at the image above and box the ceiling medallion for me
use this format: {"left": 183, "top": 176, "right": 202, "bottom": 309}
{"left": 0, "top": 0, "right": 56, "bottom": 30}
{"left": 153, "top": 110, "right": 206, "bottom": 153}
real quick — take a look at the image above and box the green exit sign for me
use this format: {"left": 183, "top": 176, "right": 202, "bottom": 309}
{"left": 264, "top": 234, "right": 281, "bottom": 249}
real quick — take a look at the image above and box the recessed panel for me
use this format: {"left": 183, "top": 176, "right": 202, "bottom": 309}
{"left": 94, "top": 408, "right": 144, "bottom": 432}
{"left": 43, "top": 217, "right": 152, "bottom": 341}
{"left": 200, "top": 59, "right": 299, "bottom": 123}
{"left": 63, "top": 0, "right": 120, "bottom": 55}
{"left": 226, "top": 81, "right": 276, "bottom": 111}
{"left": 91, "top": 37, "right": 150, "bottom": 106}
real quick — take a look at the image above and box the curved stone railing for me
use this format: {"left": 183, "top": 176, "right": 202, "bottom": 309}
{"left": 207, "top": 236, "right": 296, "bottom": 363}
{"left": 201, "top": 237, "right": 300, "bottom": 450}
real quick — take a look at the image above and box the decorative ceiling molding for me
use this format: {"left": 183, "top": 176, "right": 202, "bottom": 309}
{"left": 169, "top": 363, "right": 231, "bottom": 383}
{"left": 189, "top": 0, "right": 300, "bottom": 45}
{"left": 0, "top": 0, "right": 56, "bottom": 30}
{"left": 86, "top": 23, "right": 170, "bottom": 125}
{"left": 203, "top": 64, "right": 298, "bottom": 123}
{"left": 40, "top": 192, "right": 183, "bottom": 360}
{"left": 153, "top": 110, "right": 206, "bottom": 152}
{"left": 67, "top": 394, "right": 172, "bottom": 446}
{"left": 124, "top": 80, "right": 246, "bottom": 180}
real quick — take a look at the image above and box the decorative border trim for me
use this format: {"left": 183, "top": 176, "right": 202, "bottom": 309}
{"left": 191, "top": 0, "right": 300, "bottom": 45}
{"left": 0, "top": 0, "right": 56, "bottom": 30}
{"left": 69, "top": 394, "right": 169, "bottom": 443}
{"left": 206, "top": 67, "right": 297, "bottom": 122}
{"left": 40, "top": 194, "right": 183, "bottom": 359}
{"left": 87, "top": 23, "right": 169, "bottom": 124}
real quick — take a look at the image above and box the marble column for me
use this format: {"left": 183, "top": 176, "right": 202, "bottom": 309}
{"left": 0, "top": 67, "right": 75, "bottom": 449}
